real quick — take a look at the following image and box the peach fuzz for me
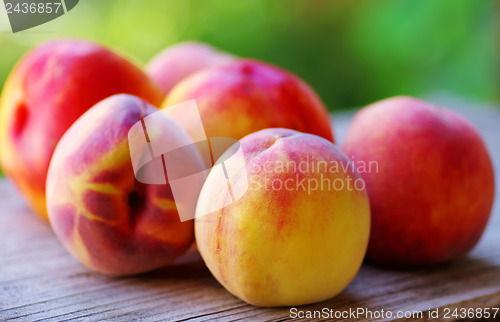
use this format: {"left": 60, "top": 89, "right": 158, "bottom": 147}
{"left": 342, "top": 96, "right": 495, "bottom": 266}
{"left": 146, "top": 41, "right": 235, "bottom": 95}
{"left": 162, "top": 59, "right": 334, "bottom": 144}
{"left": 0, "top": 39, "right": 164, "bottom": 221}
{"left": 195, "top": 128, "right": 370, "bottom": 306}
{"left": 46, "top": 94, "right": 199, "bottom": 275}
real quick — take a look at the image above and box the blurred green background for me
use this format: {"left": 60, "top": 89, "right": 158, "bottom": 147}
{"left": 0, "top": 0, "right": 498, "bottom": 110}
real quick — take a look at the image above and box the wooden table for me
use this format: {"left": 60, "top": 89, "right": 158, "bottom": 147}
{"left": 1, "top": 99, "right": 499, "bottom": 321}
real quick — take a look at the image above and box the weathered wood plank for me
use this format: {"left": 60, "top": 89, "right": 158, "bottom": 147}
{"left": 1, "top": 99, "right": 499, "bottom": 321}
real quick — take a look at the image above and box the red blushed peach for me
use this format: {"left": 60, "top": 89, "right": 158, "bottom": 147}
{"left": 46, "top": 94, "right": 202, "bottom": 275}
{"left": 146, "top": 41, "right": 235, "bottom": 95}
{"left": 342, "top": 96, "right": 495, "bottom": 266}
{"left": 0, "top": 39, "right": 164, "bottom": 221}
{"left": 195, "top": 128, "right": 370, "bottom": 306}
{"left": 162, "top": 59, "right": 334, "bottom": 144}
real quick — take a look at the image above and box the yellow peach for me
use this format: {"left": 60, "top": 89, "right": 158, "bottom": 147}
{"left": 195, "top": 128, "right": 370, "bottom": 306}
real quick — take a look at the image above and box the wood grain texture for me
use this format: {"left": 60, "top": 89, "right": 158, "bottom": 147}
{"left": 1, "top": 99, "right": 499, "bottom": 321}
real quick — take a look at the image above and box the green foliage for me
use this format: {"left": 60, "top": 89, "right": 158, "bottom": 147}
{"left": 0, "top": 0, "right": 497, "bottom": 110}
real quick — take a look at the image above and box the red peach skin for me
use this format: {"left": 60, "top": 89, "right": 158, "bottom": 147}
{"left": 146, "top": 42, "right": 235, "bottom": 95}
{"left": 163, "top": 59, "right": 334, "bottom": 144}
{"left": 342, "top": 96, "right": 495, "bottom": 266}
{"left": 0, "top": 39, "right": 164, "bottom": 220}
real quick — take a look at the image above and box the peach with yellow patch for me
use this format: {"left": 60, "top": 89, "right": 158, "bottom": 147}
{"left": 0, "top": 39, "right": 164, "bottom": 221}
{"left": 46, "top": 94, "right": 199, "bottom": 275}
{"left": 163, "top": 59, "right": 334, "bottom": 144}
{"left": 195, "top": 128, "right": 370, "bottom": 306}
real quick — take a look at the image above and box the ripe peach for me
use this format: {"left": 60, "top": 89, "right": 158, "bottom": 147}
{"left": 0, "top": 39, "right": 164, "bottom": 221}
{"left": 46, "top": 94, "right": 202, "bottom": 275}
{"left": 162, "top": 59, "right": 334, "bottom": 145}
{"left": 342, "top": 96, "right": 495, "bottom": 266}
{"left": 146, "top": 42, "right": 235, "bottom": 95}
{"left": 195, "top": 128, "right": 370, "bottom": 306}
